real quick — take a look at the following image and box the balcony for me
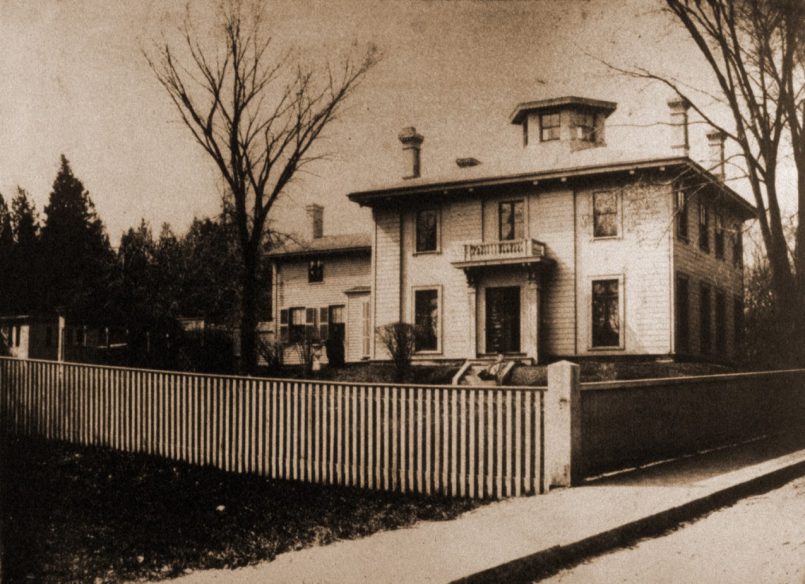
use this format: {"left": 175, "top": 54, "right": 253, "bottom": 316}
{"left": 451, "top": 238, "right": 548, "bottom": 269}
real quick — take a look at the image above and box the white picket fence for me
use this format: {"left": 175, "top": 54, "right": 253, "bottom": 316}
{"left": 0, "top": 357, "right": 547, "bottom": 499}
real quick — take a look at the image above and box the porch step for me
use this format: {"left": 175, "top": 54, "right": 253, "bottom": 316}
{"left": 452, "top": 359, "right": 517, "bottom": 386}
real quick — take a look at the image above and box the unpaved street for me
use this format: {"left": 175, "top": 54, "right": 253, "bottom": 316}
{"left": 541, "top": 475, "right": 805, "bottom": 584}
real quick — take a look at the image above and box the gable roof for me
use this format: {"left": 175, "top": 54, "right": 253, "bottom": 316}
{"left": 267, "top": 232, "right": 371, "bottom": 259}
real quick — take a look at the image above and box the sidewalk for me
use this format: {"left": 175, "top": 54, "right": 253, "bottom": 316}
{"left": 169, "top": 431, "right": 805, "bottom": 584}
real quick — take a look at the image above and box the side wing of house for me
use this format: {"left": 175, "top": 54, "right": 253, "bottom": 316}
{"left": 274, "top": 252, "right": 371, "bottom": 365}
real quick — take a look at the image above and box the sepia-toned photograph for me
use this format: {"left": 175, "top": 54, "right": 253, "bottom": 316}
{"left": 0, "top": 0, "right": 803, "bottom": 582}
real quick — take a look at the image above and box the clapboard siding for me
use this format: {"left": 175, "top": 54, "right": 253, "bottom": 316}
{"left": 401, "top": 198, "right": 483, "bottom": 359}
{"left": 373, "top": 208, "right": 402, "bottom": 359}
{"left": 673, "top": 190, "right": 744, "bottom": 360}
{"left": 275, "top": 253, "right": 370, "bottom": 364}
{"left": 531, "top": 188, "right": 577, "bottom": 356}
{"left": 574, "top": 179, "right": 673, "bottom": 355}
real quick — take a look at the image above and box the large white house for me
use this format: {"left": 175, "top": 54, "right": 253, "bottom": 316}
{"left": 270, "top": 95, "right": 754, "bottom": 366}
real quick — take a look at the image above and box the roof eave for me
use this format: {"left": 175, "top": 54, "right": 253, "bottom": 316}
{"left": 268, "top": 246, "right": 372, "bottom": 260}
{"left": 348, "top": 156, "right": 691, "bottom": 205}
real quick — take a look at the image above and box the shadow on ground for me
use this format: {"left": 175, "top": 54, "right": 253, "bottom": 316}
{"left": 0, "top": 436, "right": 481, "bottom": 584}
{"left": 582, "top": 430, "right": 805, "bottom": 488}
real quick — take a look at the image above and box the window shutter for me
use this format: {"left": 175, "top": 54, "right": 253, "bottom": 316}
{"left": 279, "top": 309, "right": 289, "bottom": 342}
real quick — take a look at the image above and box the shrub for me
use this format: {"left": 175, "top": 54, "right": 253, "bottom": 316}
{"left": 376, "top": 322, "right": 417, "bottom": 381}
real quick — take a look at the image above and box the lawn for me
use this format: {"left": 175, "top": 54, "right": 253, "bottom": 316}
{"left": 0, "top": 435, "right": 481, "bottom": 583}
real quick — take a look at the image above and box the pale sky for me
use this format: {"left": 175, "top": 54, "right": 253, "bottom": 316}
{"left": 0, "top": 0, "right": 789, "bottom": 245}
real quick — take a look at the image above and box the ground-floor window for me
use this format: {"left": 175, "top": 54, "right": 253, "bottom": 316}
{"left": 715, "top": 289, "right": 726, "bottom": 355}
{"left": 676, "top": 274, "right": 689, "bottom": 353}
{"left": 591, "top": 278, "right": 621, "bottom": 348}
{"left": 700, "top": 283, "right": 712, "bottom": 354}
{"left": 289, "top": 307, "right": 306, "bottom": 343}
{"left": 414, "top": 288, "right": 439, "bottom": 352}
{"left": 734, "top": 296, "right": 744, "bottom": 354}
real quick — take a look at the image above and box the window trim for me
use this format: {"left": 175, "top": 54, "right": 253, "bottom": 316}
{"left": 592, "top": 190, "right": 622, "bottom": 240}
{"left": 414, "top": 208, "right": 441, "bottom": 255}
{"left": 589, "top": 275, "right": 625, "bottom": 351}
{"left": 539, "top": 112, "right": 560, "bottom": 142}
{"left": 411, "top": 285, "right": 442, "bottom": 354}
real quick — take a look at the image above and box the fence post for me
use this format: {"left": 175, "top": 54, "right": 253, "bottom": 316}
{"left": 545, "top": 360, "right": 581, "bottom": 489}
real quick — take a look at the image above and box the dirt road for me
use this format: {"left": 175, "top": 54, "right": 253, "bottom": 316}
{"left": 541, "top": 475, "right": 805, "bottom": 584}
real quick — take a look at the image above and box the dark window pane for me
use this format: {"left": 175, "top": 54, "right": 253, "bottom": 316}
{"left": 308, "top": 259, "right": 324, "bottom": 282}
{"left": 733, "top": 226, "right": 743, "bottom": 267}
{"left": 715, "top": 214, "right": 724, "bottom": 259}
{"left": 592, "top": 279, "right": 620, "bottom": 347}
{"left": 676, "top": 190, "right": 688, "bottom": 240}
{"left": 594, "top": 192, "right": 618, "bottom": 238}
{"left": 540, "top": 113, "right": 560, "bottom": 141}
{"left": 699, "top": 204, "right": 710, "bottom": 252}
{"left": 715, "top": 290, "right": 726, "bottom": 354}
{"left": 414, "top": 289, "right": 439, "bottom": 351}
{"left": 700, "top": 284, "right": 711, "bottom": 354}
{"left": 676, "top": 275, "right": 689, "bottom": 352}
{"left": 499, "top": 201, "right": 524, "bottom": 241}
{"left": 416, "top": 209, "right": 438, "bottom": 252}
{"left": 576, "top": 112, "right": 596, "bottom": 142}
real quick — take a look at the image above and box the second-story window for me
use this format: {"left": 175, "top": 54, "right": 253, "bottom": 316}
{"left": 415, "top": 209, "right": 439, "bottom": 253}
{"left": 576, "top": 112, "right": 596, "bottom": 142}
{"left": 499, "top": 200, "right": 524, "bottom": 241}
{"left": 308, "top": 259, "right": 324, "bottom": 283}
{"left": 593, "top": 192, "right": 619, "bottom": 238}
{"left": 733, "top": 224, "right": 743, "bottom": 267}
{"left": 676, "top": 190, "right": 689, "bottom": 241}
{"left": 715, "top": 214, "right": 725, "bottom": 259}
{"left": 699, "top": 203, "right": 710, "bottom": 253}
{"left": 540, "top": 112, "right": 560, "bottom": 142}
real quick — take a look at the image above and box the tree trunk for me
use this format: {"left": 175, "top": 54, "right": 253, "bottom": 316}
{"left": 239, "top": 249, "right": 259, "bottom": 374}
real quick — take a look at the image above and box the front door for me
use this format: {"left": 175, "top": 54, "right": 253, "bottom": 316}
{"left": 327, "top": 305, "right": 346, "bottom": 366}
{"left": 485, "top": 286, "right": 520, "bottom": 354}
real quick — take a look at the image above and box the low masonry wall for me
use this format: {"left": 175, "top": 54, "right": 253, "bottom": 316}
{"left": 576, "top": 368, "right": 805, "bottom": 479}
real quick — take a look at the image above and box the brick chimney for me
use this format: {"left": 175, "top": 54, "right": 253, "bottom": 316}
{"left": 305, "top": 204, "right": 323, "bottom": 240}
{"left": 398, "top": 127, "right": 424, "bottom": 179}
{"left": 667, "top": 97, "right": 691, "bottom": 155}
{"left": 706, "top": 129, "right": 727, "bottom": 181}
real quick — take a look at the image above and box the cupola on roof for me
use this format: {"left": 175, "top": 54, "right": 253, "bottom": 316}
{"left": 509, "top": 96, "right": 617, "bottom": 125}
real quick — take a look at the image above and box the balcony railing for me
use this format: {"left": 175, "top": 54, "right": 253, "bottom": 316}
{"left": 452, "top": 238, "right": 547, "bottom": 266}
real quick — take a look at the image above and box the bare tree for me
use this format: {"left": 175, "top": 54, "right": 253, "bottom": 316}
{"left": 608, "top": 1, "right": 804, "bottom": 310}
{"left": 146, "top": 1, "right": 378, "bottom": 372}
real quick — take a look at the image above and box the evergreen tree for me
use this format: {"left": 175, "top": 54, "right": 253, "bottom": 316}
{"left": 0, "top": 193, "right": 13, "bottom": 314}
{"left": 40, "top": 155, "right": 114, "bottom": 321}
{"left": 9, "top": 188, "right": 41, "bottom": 313}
